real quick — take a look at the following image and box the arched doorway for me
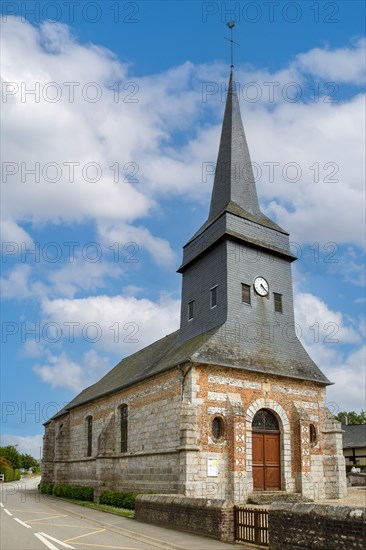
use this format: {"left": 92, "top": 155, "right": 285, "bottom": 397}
{"left": 252, "top": 409, "right": 281, "bottom": 491}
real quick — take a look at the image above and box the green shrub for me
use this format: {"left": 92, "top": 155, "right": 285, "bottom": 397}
{"left": 40, "top": 483, "right": 53, "bottom": 495}
{"left": 99, "top": 490, "right": 139, "bottom": 510}
{"left": 0, "top": 466, "right": 21, "bottom": 482}
{"left": 52, "top": 484, "right": 93, "bottom": 501}
{"left": 0, "top": 467, "right": 14, "bottom": 482}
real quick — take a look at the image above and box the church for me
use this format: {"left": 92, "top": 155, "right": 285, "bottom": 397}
{"left": 42, "top": 67, "right": 347, "bottom": 506}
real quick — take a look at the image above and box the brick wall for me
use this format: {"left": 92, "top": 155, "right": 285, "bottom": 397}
{"left": 269, "top": 503, "right": 365, "bottom": 549}
{"left": 135, "top": 494, "right": 235, "bottom": 542}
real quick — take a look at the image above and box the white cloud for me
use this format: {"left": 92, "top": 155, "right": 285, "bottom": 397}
{"left": 39, "top": 293, "right": 180, "bottom": 354}
{"left": 325, "top": 345, "right": 366, "bottom": 413}
{"left": 47, "top": 256, "right": 123, "bottom": 298}
{"left": 296, "top": 38, "right": 366, "bottom": 84}
{"left": 2, "top": 18, "right": 365, "bottom": 250}
{"left": 295, "top": 292, "right": 360, "bottom": 347}
{"left": 97, "top": 222, "right": 176, "bottom": 268}
{"left": 33, "top": 349, "right": 112, "bottom": 392}
{"left": 0, "top": 220, "right": 34, "bottom": 246}
{"left": 0, "top": 434, "right": 43, "bottom": 460}
{"left": 294, "top": 291, "right": 365, "bottom": 411}
{"left": 0, "top": 264, "right": 33, "bottom": 299}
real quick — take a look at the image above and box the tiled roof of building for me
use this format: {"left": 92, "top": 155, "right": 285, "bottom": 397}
{"left": 342, "top": 424, "right": 366, "bottom": 449}
{"left": 47, "top": 325, "right": 331, "bottom": 422}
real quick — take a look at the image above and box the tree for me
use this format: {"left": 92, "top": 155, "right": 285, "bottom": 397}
{"left": 335, "top": 411, "right": 366, "bottom": 425}
{"left": 19, "top": 453, "right": 39, "bottom": 470}
{"left": 0, "top": 445, "right": 21, "bottom": 469}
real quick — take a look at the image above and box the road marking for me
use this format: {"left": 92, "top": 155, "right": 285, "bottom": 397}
{"left": 38, "top": 532, "right": 75, "bottom": 549}
{"left": 14, "top": 517, "right": 32, "bottom": 528}
{"left": 34, "top": 533, "right": 62, "bottom": 550}
{"left": 9, "top": 509, "right": 62, "bottom": 514}
{"left": 4, "top": 509, "right": 13, "bottom": 516}
{"left": 63, "top": 528, "right": 105, "bottom": 543}
{"left": 0, "top": 503, "right": 4, "bottom": 508}
{"left": 70, "top": 544, "right": 135, "bottom": 549}
{"left": 27, "top": 514, "right": 68, "bottom": 523}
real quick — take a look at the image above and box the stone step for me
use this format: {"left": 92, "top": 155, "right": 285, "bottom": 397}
{"left": 247, "top": 491, "right": 312, "bottom": 505}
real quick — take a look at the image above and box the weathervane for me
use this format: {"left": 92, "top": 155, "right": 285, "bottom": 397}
{"left": 225, "top": 21, "right": 239, "bottom": 68}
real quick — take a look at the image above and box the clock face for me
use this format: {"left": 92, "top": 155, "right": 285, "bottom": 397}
{"left": 254, "top": 277, "right": 269, "bottom": 296}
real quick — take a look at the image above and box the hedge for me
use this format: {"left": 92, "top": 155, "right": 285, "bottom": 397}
{"left": 99, "top": 490, "right": 139, "bottom": 510}
{"left": 52, "top": 484, "right": 94, "bottom": 501}
{"left": 0, "top": 467, "right": 21, "bottom": 482}
{"left": 40, "top": 482, "right": 53, "bottom": 494}
{"left": 39, "top": 483, "right": 93, "bottom": 501}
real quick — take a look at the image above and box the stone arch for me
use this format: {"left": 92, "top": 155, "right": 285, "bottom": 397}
{"left": 245, "top": 398, "right": 295, "bottom": 492}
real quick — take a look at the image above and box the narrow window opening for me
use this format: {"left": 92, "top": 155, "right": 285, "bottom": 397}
{"left": 310, "top": 423, "right": 317, "bottom": 446}
{"left": 188, "top": 300, "right": 194, "bottom": 320}
{"left": 274, "top": 292, "right": 283, "bottom": 313}
{"left": 212, "top": 417, "right": 225, "bottom": 440}
{"left": 210, "top": 286, "right": 218, "bottom": 308}
{"left": 242, "top": 284, "right": 251, "bottom": 305}
{"left": 86, "top": 416, "right": 93, "bottom": 457}
{"left": 120, "top": 404, "right": 128, "bottom": 453}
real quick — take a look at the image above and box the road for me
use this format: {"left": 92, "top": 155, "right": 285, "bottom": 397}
{"left": 0, "top": 477, "right": 239, "bottom": 550}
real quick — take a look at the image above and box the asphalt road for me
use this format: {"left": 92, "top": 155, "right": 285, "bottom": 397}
{"left": 0, "top": 477, "right": 240, "bottom": 550}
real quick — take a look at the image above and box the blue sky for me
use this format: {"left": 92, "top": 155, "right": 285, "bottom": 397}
{"left": 1, "top": 1, "right": 365, "bottom": 458}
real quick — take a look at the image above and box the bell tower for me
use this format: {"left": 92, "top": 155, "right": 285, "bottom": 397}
{"left": 177, "top": 68, "right": 328, "bottom": 384}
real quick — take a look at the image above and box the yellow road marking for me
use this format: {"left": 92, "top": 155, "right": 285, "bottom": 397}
{"left": 71, "top": 544, "right": 135, "bottom": 549}
{"left": 64, "top": 529, "right": 105, "bottom": 542}
{"left": 26, "top": 514, "right": 68, "bottom": 523}
{"left": 26, "top": 521, "right": 97, "bottom": 529}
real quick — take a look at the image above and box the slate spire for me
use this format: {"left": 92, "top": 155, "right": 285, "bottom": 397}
{"left": 208, "top": 69, "right": 261, "bottom": 221}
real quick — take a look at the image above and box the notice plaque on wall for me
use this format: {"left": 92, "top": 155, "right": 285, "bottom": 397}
{"left": 207, "top": 457, "right": 218, "bottom": 477}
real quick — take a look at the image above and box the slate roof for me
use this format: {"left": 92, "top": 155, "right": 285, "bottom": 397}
{"left": 48, "top": 325, "right": 331, "bottom": 422}
{"left": 342, "top": 424, "right": 366, "bottom": 449}
{"left": 208, "top": 69, "right": 279, "bottom": 230}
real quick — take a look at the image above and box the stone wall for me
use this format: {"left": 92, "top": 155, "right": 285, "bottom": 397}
{"left": 269, "top": 502, "right": 365, "bottom": 549}
{"left": 135, "top": 494, "right": 234, "bottom": 542}
{"left": 42, "top": 369, "right": 183, "bottom": 495}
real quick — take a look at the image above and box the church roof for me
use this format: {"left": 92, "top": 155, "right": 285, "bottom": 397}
{"left": 208, "top": 69, "right": 285, "bottom": 234}
{"left": 48, "top": 325, "right": 331, "bottom": 422}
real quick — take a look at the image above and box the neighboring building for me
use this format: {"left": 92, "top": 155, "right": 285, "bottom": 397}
{"left": 42, "top": 68, "right": 347, "bottom": 503}
{"left": 342, "top": 424, "right": 366, "bottom": 468}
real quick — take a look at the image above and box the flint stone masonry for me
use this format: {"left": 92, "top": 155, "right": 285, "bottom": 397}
{"left": 135, "top": 494, "right": 235, "bottom": 542}
{"left": 268, "top": 502, "right": 365, "bottom": 550}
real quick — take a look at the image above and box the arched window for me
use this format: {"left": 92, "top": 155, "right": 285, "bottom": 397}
{"left": 253, "top": 409, "right": 279, "bottom": 431}
{"left": 212, "top": 416, "right": 225, "bottom": 440}
{"left": 310, "top": 423, "right": 317, "bottom": 446}
{"left": 86, "top": 416, "right": 93, "bottom": 457}
{"left": 120, "top": 405, "right": 128, "bottom": 453}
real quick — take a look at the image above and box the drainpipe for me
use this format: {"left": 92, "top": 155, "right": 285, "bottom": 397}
{"left": 177, "top": 359, "right": 193, "bottom": 400}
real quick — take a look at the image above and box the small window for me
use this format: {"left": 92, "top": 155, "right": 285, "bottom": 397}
{"left": 212, "top": 417, "right": 225, "bottom": 440}
{"left": 210, "top": 286, "right": 218, "bottom": 308}
{"left": 188, "top": 300, "right": 194, "bottom": 320}
{"left": 310, "top": 424, "right": 317, "bottom": 446}
{"left": 86, "top": 416, "right": 93, "bottom": 457}
{"left": 242, "top": 284, "right": 251, "bottom": 305}
{"left": 120, "top": 404, "right": 128, "bottom": 453}
{"left": 274, "top": 292, "right": 283, "bottom": 313}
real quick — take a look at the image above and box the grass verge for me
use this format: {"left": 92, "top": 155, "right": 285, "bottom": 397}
{"left": 55, "top": 497, "right": 135, "bottom": 518}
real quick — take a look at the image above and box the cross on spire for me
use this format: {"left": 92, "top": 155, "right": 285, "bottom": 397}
{"left": 225, "top": 21, "right": 239, "bottom": 68}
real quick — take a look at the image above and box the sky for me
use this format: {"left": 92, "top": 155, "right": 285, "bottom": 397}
{"left": 1, "top": 0, "right": 365, "bottom": 459}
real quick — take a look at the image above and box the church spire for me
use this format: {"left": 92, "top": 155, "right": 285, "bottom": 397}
{"left": 208, "top": 68, "right": 261, "bottom": 221}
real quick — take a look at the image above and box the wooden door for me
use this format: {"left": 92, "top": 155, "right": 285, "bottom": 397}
{"left": 252, "top": 431, "right": 281, "bottom": 490}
